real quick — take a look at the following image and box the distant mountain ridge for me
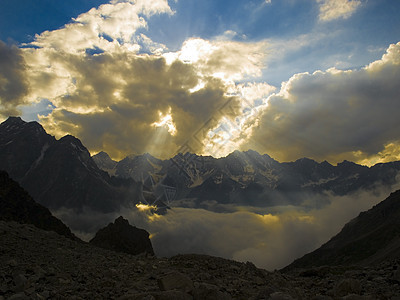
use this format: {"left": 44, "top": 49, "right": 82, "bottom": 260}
{"left": 93, "top": 149, "right": 400, "bottom": 210}
{"left": 0, "top": 117, "right": 141, "bottom": 213}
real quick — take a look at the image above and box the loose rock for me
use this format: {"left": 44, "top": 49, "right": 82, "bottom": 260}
{"left": 1, "top": 220, "right": 399, "bottom": 299}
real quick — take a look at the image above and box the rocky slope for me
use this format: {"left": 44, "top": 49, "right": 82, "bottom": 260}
{"left": 284, "top": 190, "right": 400, "bottom": 271}
{"left": 0, "top": 117, "right": 141, "bottom": 213}
{"left": 0, "top": 170, "right": 77, "bottom": 241}
{"left": 90, "top": 216, "right": 154, "bottom": 256}
{"left": 1, "top": 220, "right": 400, "bottom": 299}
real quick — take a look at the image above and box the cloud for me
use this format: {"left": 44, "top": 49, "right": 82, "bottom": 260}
{"left": 30, "top": 0, "right": 173, "bottom": 55}
{"left": 201, "top": 82, "right": 276, "bottom": 157}
{"left": 10, "top": 0, "right": 267, "bottom": 160}
{"left": 0, "top": 41, "right": 30, "bottom": 118}
{"left": 4, "top": 0, "right": 398, "bottom": 165}
{"left": 246, "top": 42, "right": 400, "bottom": 165}
{"left": 356, "top": 141, "right": 400, "bottom": 167}
{"left": 317, "top": 0, "right": 361, "bottom": 22}
{"left": 53, "top": 182, "right": 399, "bottom": 270}
{"left": 36, "top": 54, "right": 237, "bottom": 159}
{"left": 9, "top": 0, "right": 255, "bottom": 160}
{"left": 165, "top": 38, "right": 268, "bottom": 83}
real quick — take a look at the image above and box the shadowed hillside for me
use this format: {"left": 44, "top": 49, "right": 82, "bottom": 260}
{"left": 284, "top": 190, "right": 400, "bottom": 270}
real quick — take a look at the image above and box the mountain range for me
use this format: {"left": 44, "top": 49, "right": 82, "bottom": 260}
{"left": 94, "top": 146, "right": 400, "bottom": 211}
{"left": 2, "top": 116, "right": 400, "bottom": 214}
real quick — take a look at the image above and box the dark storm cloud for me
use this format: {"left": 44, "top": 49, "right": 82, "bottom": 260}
{"left": 39, "top": 53, "right": 238, "bottom": 159}
{"left": 0, "top": 41, "right": 29, "bottom": 118}
{"left": 247, "top": 42, "right": 400, "bottom": 164}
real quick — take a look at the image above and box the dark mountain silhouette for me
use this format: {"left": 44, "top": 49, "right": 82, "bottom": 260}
{"left": 0, "top": 117, "right": 141, "bottom": 213}
{"left": 284, "top": 189, "right": 400, "bottom": 270}
{"left": 94, "top": 149, "right": 400, "bottom": 210}
{"left": 0, "top": 116, "right": 55, "bottom": 180}
{"left": 0, "top": 170, "right": 78, "bottom": 240}
{"left": 89, "top": 216, "right": 154, "bottom": 256}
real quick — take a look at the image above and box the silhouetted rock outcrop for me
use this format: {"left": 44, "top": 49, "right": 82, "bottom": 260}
{"left": 0, "top": 170, "right": 78, "bottom": 240}
{"left": 89, "top": 216, "right": 154, "bottom": 255}
{"left": 284, "top": 190, "right": 400, "bottom": 270}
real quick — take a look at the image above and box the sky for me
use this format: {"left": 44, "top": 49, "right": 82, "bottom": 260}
{"left": 1, "top": 0, "right": 400, "bottom": 165}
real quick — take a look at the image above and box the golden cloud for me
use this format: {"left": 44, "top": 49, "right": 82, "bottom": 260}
{"left": 11, "top": 0, "right": 269, "bottom": 160}
{"left": 246, "top": 42, "right": 400, "bottom": 165}
{"left": 0, "top": 41, "right": 30, "bottom": 118}
{"left": 36, "top": 54, "right": 238, "bottom": 159}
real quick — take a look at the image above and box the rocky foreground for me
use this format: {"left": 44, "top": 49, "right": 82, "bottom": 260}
{"left": 1, "top": 221, "right": 400, "bottom": 300}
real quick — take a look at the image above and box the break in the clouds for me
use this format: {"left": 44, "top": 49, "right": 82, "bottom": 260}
{"left": 247, "top": 42, "right": 400, "bottom": 165}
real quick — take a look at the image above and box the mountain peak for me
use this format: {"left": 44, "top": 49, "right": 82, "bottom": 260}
{"left": 114, "top": 215, "right": 129, "bottom": 226}
{"left": 59, "top": 134, "right": 79, "bottom": 142}
{"left": 92, "top": 151, "right": 117, "bottom": 174}
{"left": 293, "top": 157, "right": 319, "bottom": 167}
{"left": 337, "top": 160, "right": 369, "bottom": 171}
{"left": 133, "top": 152, "right": 157, "bottom": 160}
{"left": 243, "top": 149, "right": 261, "bottom": 156}
{"left": 321, "top": 160, "right": 333, "bottom": 167}
{"left": 0, "top": 116, "right": 47, "bottom": 136}
{"left": 1, "top": 116, "right": 26, "bottom": 130}
{"left": 4, "top": 116, "right": 24, "bottom": 124}
{"left": 142, "top": 152, "right": 155, "bottom": 158}
{"left": 94, "top": 151, "right": 112, "bottom": 159}
{"left": 59, "top": 135, "right": 87, "bottom": 150}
